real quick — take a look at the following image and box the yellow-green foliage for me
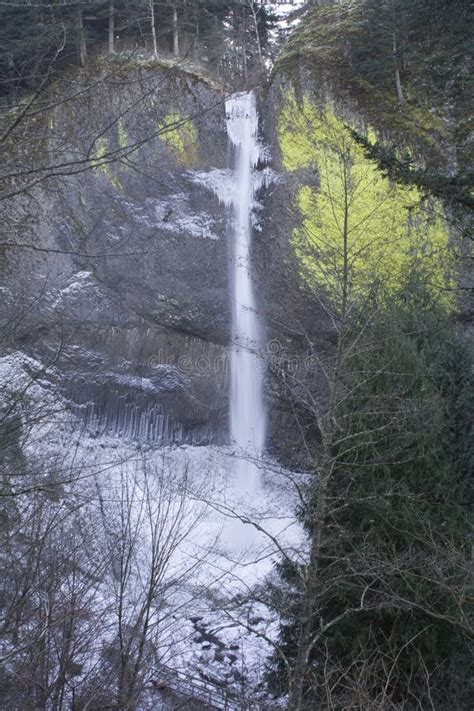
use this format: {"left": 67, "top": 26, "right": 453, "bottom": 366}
{"left": 278, "top": 90, "right": 452, "bottom": 307}
{"left": 92, "top": 136, "right": 122, "bottom": 190}
{"left": 159, "top": 113, "right": 198, "bottom": 166}
{"left": 117, "top": 120, "right": 128, "bottom": 149}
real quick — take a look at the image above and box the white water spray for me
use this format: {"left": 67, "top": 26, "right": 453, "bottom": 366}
{"left": 225, "top": 92, "right": 267, "bottom": 491}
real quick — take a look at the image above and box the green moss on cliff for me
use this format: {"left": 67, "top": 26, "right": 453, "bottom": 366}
{"left": 159, "top": 113, "right": 198, "bottom": 166}
{"left": 117, "top": 120, "right": 128, "bottom": 150}
{"left": 278, "top": 90, "right": 452, "bottom": 308}
{"left": 92, "top": 137, "right": 122, "bottom": 190}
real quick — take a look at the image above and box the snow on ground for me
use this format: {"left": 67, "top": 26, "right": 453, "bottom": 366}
{"left": 1, "top": 352, "right": 306, "bottom": 703}
{"left": 35, "top": 433, "right": 303, "bottom": 691}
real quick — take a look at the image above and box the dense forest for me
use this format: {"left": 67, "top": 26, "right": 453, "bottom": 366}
{"left": 0, "top": 1, "right": 472, "bottom": 710}
{"left": 0, "top": 0, "right": 283, "bottom": 92}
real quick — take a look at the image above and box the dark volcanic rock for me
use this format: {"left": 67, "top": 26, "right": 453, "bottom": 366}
{"left": 3, "top": 62, "right": 232, "bottom": 444}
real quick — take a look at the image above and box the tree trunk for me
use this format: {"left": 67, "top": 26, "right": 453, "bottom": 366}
{"left": 108, "top": 0, "right": 115, "bottom": 54}
{"left": 287, "top": 446, "right": 336, "bottom": 710}
{"left": 77, "top": 6, "right": 87, "bottom": 67}
{"left": 395, "top": 65, "right": 405, "bottom": 104}
{"left": 249, "top": 0, "right": 263, "bottom": 63}
{"left": 392, "top": 32, "right": 405, "bottom": 103}
{"left": 193, "top": 13, "right": 199, "bottom": 60}
{"left": 342, "top": 157, "right": 349, "bottom": 316}
{"left": 172, "top": 4, "right": 179, "bottom": 57}
{"left": 149, "top": 0, "right": 158, "bottom": 58}
{"left": 241, "top": 7, "right": 248, "bottom": 84}
{"left": 287, "top": 226, "right": 349, "bottom": 707}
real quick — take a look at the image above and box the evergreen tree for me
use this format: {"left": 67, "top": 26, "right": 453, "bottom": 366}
{"left": 349, "top": 0, "right": 473, "bottom": 102}
{"left": 267, "top": 278, "right": 473, "bottom": 709}
{"left": 0, "top": 3, "right": 75, "bottom": 96}
{"left": 0, "top": 0, "right": 280, "bottom": 93}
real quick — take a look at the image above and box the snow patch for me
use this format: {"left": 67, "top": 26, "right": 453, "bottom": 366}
{"left": 0, "top": 352, "right": 305, "bottom": 702}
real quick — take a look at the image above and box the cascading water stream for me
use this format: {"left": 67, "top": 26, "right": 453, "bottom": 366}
{"left": 225, "top": 92, "right": 267, "bottom": 491}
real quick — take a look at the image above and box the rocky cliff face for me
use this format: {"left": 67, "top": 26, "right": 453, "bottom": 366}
{"left": 3, "top": 60, "right": 237, "bottom": 445}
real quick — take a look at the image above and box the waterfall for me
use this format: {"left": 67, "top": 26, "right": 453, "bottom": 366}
{"left": 225, "top": 91, "right": 267, "bottom": 490}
